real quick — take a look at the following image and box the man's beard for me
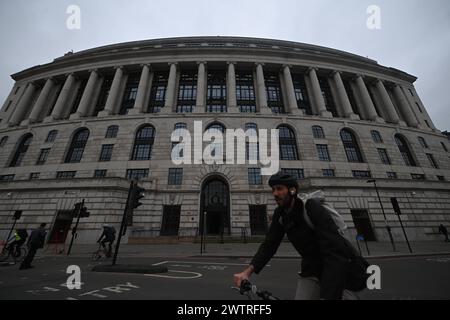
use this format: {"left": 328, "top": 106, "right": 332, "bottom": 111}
{"left": 275, "top": 194, "right": 294, "bottom": 209}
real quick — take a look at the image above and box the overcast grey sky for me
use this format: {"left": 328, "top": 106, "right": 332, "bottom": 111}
{"left": 0, "top": 0, "right": 449, "bottom": 130}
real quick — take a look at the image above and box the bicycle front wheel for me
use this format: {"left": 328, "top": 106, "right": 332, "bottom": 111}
{"left": 91, "top": 251, "right": 102, "bottom": 261}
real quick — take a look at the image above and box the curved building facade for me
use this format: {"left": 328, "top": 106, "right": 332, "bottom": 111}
{"left": 0, "top": 36, "right": 449, "bottom": 244}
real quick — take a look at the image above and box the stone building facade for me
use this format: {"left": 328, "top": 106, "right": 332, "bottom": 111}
{"left": 0, "top": 36, "right": 449, "bottom": 244}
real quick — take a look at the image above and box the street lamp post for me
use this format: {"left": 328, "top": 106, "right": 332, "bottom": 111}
{"left": 367, "top": 179, "right": 396, "bottom": 252}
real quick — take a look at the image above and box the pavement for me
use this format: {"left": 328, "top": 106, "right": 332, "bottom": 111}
{"left": 37, "top": 240, "right": 450, "bottom": 260}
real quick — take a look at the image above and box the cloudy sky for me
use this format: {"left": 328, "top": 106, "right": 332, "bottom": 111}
{"left": 0, "top": 0, "right": 449, "bottom": 130}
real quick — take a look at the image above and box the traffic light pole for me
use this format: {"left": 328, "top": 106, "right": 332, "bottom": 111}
{"left": 112, "top": 181, "right": 134, "bottom": 266}
{"left": 396, "top": 212, "right": 413, "bottom": 253}
{"left": 369, "top": 180, "right": 396, "bottom": 252}
{"left": 67, "top": 199, "right": 84, "bottom": 256}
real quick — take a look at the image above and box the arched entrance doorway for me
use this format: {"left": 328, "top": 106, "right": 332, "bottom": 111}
{"left": 200, "top": 177, "right": 230, "bottom": 236}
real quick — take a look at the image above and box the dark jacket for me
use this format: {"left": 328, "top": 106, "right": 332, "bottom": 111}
{"left": 27, "top": 228, "right": 47, "bottom": 249}
{"left": 251, "top": 197, "right": 367, "bottom": 300}
{"left": 97, "top": 227, "right": 116, "bottom": 242}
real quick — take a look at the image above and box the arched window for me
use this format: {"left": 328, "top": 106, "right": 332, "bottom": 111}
{"left": 418, "top": 136, "right": 428, "bottom": 149}
{"left": 278, "top": 125, "right": 299, "bottom": 160}
{"left": 312, "top": 126, "right": 325, "bottom": 139}
{"left": 105, "top": 125, "right": 119, "bottom": 139}
{"left": 131, "top": 125, "right": 155, "bottom": 161}
{"left": 45, "top": 130, "right": 58, "bottom": 143}
{"left": 205, "top": 122, "right": 225, "bottom": 158}
{"left": 371, "top": 130, "right": 383, "bottom": 143}
{"left": 395, "top": 135, "right": 417, "bottom": 167}
{"left": 65, "top": 129, "right": 90, "bottom": 163}
{"left": 0, "top": 136, "right": 8, "bottom": 148}
{"left": 9, "top": 134, "right": 33, "bottom": 167}
{"left": 174, "top": 123, "right": 187, "bottom": 133}
{"left": 341, "top": 129, "right": 364, "bottom": 163}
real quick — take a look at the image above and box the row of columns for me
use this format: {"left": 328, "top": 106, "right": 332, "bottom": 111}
{"left": 8, "top": 62, "right": 421, "bottom": 129}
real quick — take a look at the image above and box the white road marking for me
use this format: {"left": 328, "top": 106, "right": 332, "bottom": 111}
{"left": 156, "top": 260, "right": 270, "bottom": 267}
{"left": 145, "top": 270, "right": 202, "bottom": 279}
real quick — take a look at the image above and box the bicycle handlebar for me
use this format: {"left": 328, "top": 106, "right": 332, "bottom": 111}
{"left": 231, "top": 280, "right": 280, "bottom": 301}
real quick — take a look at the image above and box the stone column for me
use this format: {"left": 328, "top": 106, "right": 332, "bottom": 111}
{"left": 98, "top": 66, "right": 123, "bottom": 117}
{"left": 255, "top": 63, "right": 271, "bottom": 114}
{"left": 8, "top": 82, "right": 37, "bottom": 126}
{"left": 393, "top": 84, "right": 419, "bottom": 128}
{"left": 308, "top": 67, "right": 332, "bottom": 118}
{"left": 70, "top": 70, "right": 99, "bottom": 120}
{"left": 227, "top": 62, "right": 239, "bottom": 114}
{"left": 333, "top": 71, "right": 359, "bottom": 120}
{"left": 283, "top": 65, "right": 303, "bottom": 115}
{"left": 129, "top": 64, "right": 151, "bottom": 115}
{"left": 27, "top": 78, "right": 56, "bottom": 124}
{"left": 375, "top": 80, "right": 400, "bottom": 124}
{"left": 194, "top": 61, "right": 207, "bottom": 113}
{"left": 355, "top": 75, "right": 383, "bottom": 122}
{"left": 161, "top": 62, "right": 178, "bottom": 114}
{"left": 44, "top": 73, "right": 76, "bottom": 122}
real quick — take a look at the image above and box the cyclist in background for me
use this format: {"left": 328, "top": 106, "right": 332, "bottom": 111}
{"left": 97, "top": 225, "right": 116, "bottom": 258}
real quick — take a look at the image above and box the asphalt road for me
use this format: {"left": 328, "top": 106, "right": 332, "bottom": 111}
{"left": 0, "top": 254, "right": 449, "bottom": 300}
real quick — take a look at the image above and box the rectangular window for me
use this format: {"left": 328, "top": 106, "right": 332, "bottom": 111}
{"left": 5, "top": 101, "right": 12, "bottom": 112}
{"left": 29, "top": 173, "right": 40, "bottom": 180}
{"left": 177, "top": 72, "right": 197, "bottom": 113}
{"left": 126, "top": 169, "right": 149, "bottom": 181}
{"left": 437, "top": 175, "right": 446, "bottom": 181}
{"left": 147, "top": 72, "right": 168, "bottom": 113}
{"left": 236, "top": 71, "right": 256, "bottom": 113}
{"left": 411, "top": 174, "right": 426, "bottom": 180}
{"left": 316, "top": 144, "right": 331, "bottom": 162}
{"left": 168, "top": 168, "right": 183, "bottom": 185}
{"left": 352, "top": 170, "right": 372, "bottom": 179}
{"left": 99, "top": 144, "right": 114, "bottom": 162}
{"left": 207, "top": 70, "right": 227, "bottom": 113}
{"left": 377, "top": 148, "right": 391, "bottom": 165}
{"left": 36, "top": 149, "right": 51, "bottom": 165}
{"left": 318, "top": 77, "right": 338, "bottom": 117}
{"left": 94, "top": 170, "right": 107, "bottom": 178}
{"left": 0, "top": 175, "right": 15, "bottom": 181}
{"left": 56, "top": 171, "right": 76, "bottom": 179}
{"left": 248, "top": 168, "right": 262, "bottom": 185}
{"left": 387, "top": 172, "right": 398, "bottom": 179}
{"left": 426, "top": 153, "right": 439, "bottom": 169}
{"left": 119, "top": 73, "right": 140, "bottom": 115}
{"left": 95, "top": 76, "right": 114, "bottom": 115}
{"left": 322, "top": 169, "right": 335, "bottom": 177}
{"left": 265, "top": 73, "right": 285, "bottom": 114}
{"left": 415, "top": 102, "right": 423, "bottom": 113}
{"left": 292, "top": 74, "right": 312, "bottom": 115}
{"left": 281, "top": 168, "right": 305, "bottom": 180}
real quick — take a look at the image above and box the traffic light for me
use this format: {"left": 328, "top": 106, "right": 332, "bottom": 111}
{"left": 73, "top": 202, "right": 90, "bottom": 218}
{"left": 130, "top": 182, "right": 145, "bottom": 210}
{"left": 391, "top": 197, "right": 402, "bottom": 215}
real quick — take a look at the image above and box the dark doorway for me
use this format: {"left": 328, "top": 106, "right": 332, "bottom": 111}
{"left": 49, "top": 210, "right": 74, "bottom": 244}
{"left": 351, "top": 209, "right": 377, "bottom": 241}
{"left": 161, "top": 205, "right": 181, "bottom": 236}
{"left": 200, "top": 177, "right": 230, "bottom": 236}
{"left": 249, "top": 205, "right": 268, "bottom": 236}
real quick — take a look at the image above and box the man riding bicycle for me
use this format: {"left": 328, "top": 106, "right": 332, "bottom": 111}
{"left": 5, "top": 229, "right": 28, "bottom": 257}
{"left": 97, "top": 224, "right": 116, "bottom": 258}
{"left": 233, "top": 172, "right": 369, "bottom": 300}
